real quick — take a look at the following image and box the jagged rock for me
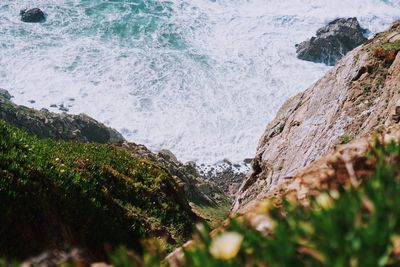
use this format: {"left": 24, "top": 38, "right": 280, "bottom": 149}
{"left": 0, "top": 89, "right": 124, "bottom": 144}
{"left": 233, "top": 20, "right": 400, "bottom": 213}
{"left": 0, "top": 88, "right": 12, "bottom": 100}
{"left": 20, "top": 8, "right": 45, "bottom": 23}
{"left": 296, "top": 17, "right": 368, "bottom": 66}
{"left": 158, "top": 149, "right": 179, "bottom": 165}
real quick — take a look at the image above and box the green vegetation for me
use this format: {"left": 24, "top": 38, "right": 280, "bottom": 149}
{"left": 339, "top": 134, "right": 352, "bottom": 144}
{"left": 0, "top": 120, "right": 195, "bottom": 260}
{"left": 373, "top": 39, "right": 400, "bottom": 65}
{"left": 191, "top": 198, "right": 231, "bottom": 228}
{"left": 382, "top": 40, "right": 400, "bottom": 52}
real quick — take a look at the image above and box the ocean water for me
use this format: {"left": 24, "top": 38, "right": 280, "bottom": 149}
{"left": 0, "top": 0, "right": 399, "bottom": 164}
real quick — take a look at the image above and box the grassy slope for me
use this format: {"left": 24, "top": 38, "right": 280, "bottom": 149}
{"left": 0, "top": 119, "right": 196, "bottom": 260}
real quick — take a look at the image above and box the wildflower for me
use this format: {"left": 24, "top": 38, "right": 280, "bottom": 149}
{"left": 209, "top": 232, "right": 243, "bottom": 260}
{"left": 329, "top": 189, "right": 340, "bottom": 200}
{"left": 315, "top": 193, "right": 334, "bottom": 210}
{"left": 252, "top": 214, "right": 275, "bottom": 233}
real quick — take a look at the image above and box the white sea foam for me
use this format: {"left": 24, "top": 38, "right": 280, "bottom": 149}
{"left": 0, "top": 0, "right": 399, "bottom": 164}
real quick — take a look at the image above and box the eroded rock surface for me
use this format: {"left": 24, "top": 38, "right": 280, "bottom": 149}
{"left": 233, "top": 21, "right": 400, "bottom": 213}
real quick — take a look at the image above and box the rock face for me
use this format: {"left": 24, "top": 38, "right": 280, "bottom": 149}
{"left": 233, "top": 20, "right": 400, "bottom": 213}
{"left": 0, "top": 90, "right": 125, "bottom": 144}
{"left": 20, "top": 8, "right": 45, "bottom": 23}
{"left": 296, "top": 17, "right": 368, "bottom": 66}
{"left": 240, "top": 125, "right": 400, "bottom": 232}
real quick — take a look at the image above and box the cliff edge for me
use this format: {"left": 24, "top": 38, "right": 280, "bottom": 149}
{"left": 233, "top": 20, "right": 400, "bottom": 213}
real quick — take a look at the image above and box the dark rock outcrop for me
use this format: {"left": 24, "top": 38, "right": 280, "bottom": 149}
{"left": 296, "top": 17, "right": 368, "bottom": 66}
{"left": 0, "top": 89, "right": 124, "bottom": 144}
{"left": 20, "top": 8, "right": 45, "bottom": 23}
{"left": 0, "top": 88, "right": 12, "bottom": 100}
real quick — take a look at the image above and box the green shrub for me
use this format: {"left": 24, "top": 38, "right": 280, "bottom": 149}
{"left": 382, "top": 40, "right": 400, "bottom": 52}
{"left": 373, "top": 40, "right": 400, "bottom": 65}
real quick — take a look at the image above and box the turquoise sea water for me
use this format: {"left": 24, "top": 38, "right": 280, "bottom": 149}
{"left": 0, "top": 0, "right": 399, "bottom": 164}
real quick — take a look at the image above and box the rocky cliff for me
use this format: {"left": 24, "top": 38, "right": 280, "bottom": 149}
{"left": 233, "top": 20, "right": 400, "bottom": 213}
{"left": 0, "top": 89, "right": 125, "bottom": 144}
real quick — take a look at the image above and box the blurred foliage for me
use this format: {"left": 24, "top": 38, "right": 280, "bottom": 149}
{"left": 139, "top": 137, "right": 400, "bottom": 266}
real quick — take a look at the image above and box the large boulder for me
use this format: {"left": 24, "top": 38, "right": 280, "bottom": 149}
{"left": 296, "top": 17, "right": 368, "bottom": 66}
{"left": 20, "top": 8, "right": 45, "bottom": 23}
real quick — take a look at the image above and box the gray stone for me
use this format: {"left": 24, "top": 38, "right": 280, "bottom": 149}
{"left": 20, "top": 8, "right": 45, "bottom": 23}
{"left": 158, "top": 149, "right": 179, "bottom": 165}
{"left": 0, "top": 89, "right": 12, "bottom": 100}
{"left": 59, "top": 105, "right": 69, "bottom": 112}
{"left": 243, "top": 158, "right": 253, "bottom": 164}
{"left": 296, "top": 18, "right": 368, "bottom": 66}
